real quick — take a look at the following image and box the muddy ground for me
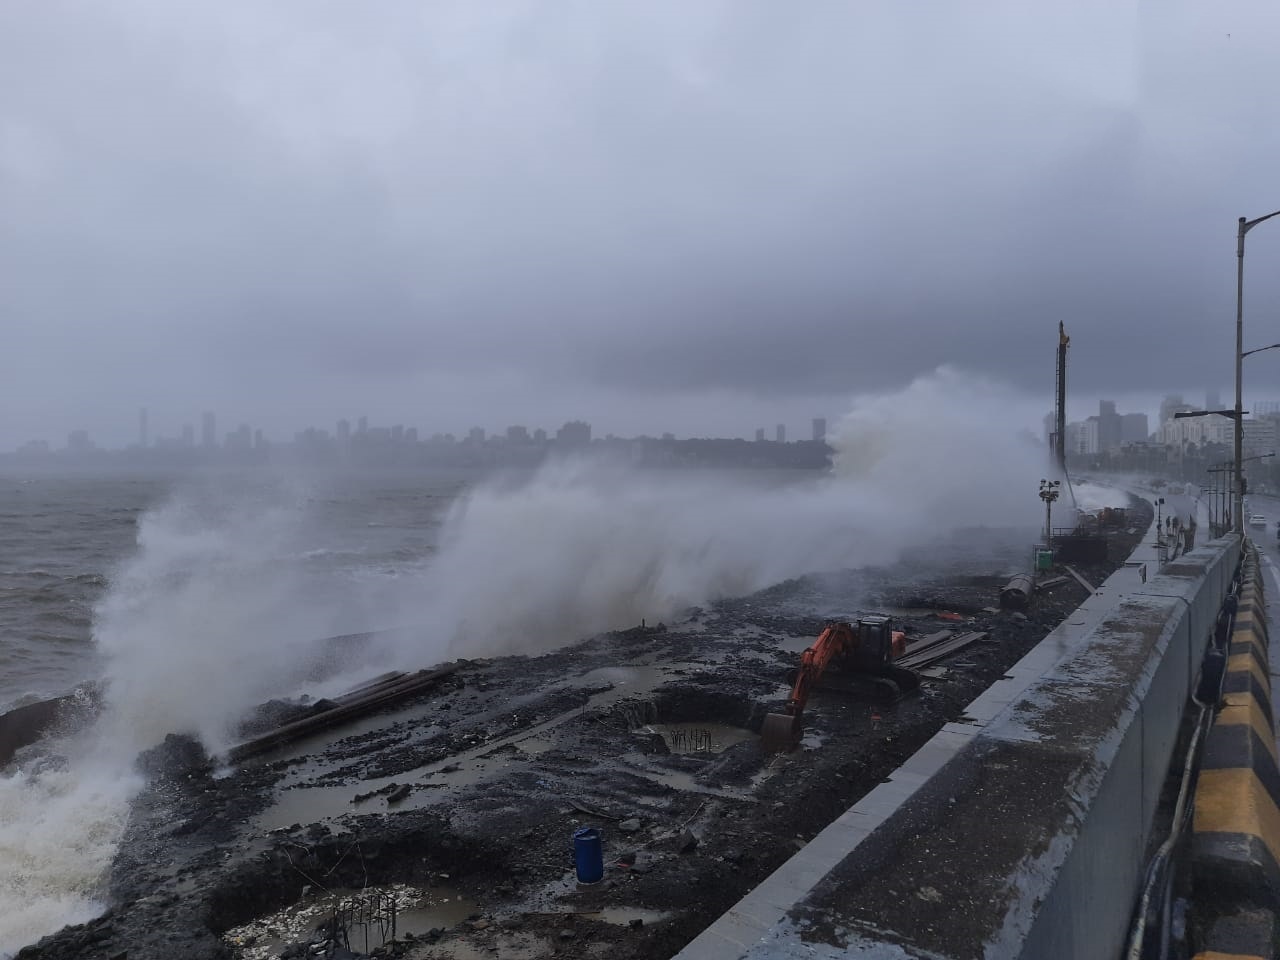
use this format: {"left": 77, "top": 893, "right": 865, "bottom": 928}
{"left": 17, "top": 503, "right": 1151, "bottom": 960}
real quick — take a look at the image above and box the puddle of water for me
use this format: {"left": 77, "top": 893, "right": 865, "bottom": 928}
{"left": 223, "top": 884, "right": 476, "bottom": 960}
{"left": 590, "top": 907, "right": 672, "bottom": 925}
{"left": 616, "top": 752, "right": 757, "bottom": 801}
{"left": 644, "top": 722, "right": 756, "bottom": 755}
{"left": 513, "top": 871, "right": 670, "bottom": 928}
{"left": 514, "top": 737, "right": 555, "bottom": 755}
{"left": 412, "top": 931, "right": 550, "bottom": 959}
{"left": 255, "top": 755, "right": 514, "bottom": 833}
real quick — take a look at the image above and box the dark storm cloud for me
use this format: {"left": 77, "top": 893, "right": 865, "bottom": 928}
{"left": 3, "top": 0, "right": 1280, "bottom": 445}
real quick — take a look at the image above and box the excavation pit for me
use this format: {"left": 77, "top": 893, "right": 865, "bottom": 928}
{"left": 642, "top": 722, "right": 757, "bottom": 755}
{"left": 222, "top": 884, "right": 478, "bottom": 960}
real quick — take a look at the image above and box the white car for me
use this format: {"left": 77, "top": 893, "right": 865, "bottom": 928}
{"left": 1250, "top": 514, "right": 1267, "bottom": 529}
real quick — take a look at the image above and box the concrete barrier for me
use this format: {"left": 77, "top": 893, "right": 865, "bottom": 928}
{"left": 1192, "top": 546, "right": 1280, "bottom": 958}
{"left": 676, "top": 528, "right": 1243, "bottom": 960}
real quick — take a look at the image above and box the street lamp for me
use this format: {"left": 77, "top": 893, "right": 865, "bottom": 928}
{"left": 1235, "top": 209, "right": 1280, "bottom": 534}
{"left": 1206, "top": 453, "right": 1273, "bottom": 535}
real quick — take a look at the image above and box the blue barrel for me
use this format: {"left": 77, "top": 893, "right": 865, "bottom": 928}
{"left": 573, "top": 827, "right": 603, "bottom": 884}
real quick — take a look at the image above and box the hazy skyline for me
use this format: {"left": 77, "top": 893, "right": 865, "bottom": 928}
{"left": 4, "top": 2, "right": 1280, "bottom": 449}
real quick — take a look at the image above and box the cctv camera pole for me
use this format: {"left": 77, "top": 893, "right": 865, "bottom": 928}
{"left": 1039, "top": 479, "right": 1061, "bottom": 548}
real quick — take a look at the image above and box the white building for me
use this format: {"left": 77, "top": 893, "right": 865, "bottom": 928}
{"left": 1243, "top": 418, "right": 1278, "bottom": 456}
{"left": 1158, "top": 415, "right": 1231, "bottom": 448}
{"left": 1066, "top": 419, "right": 1098, "bottom": 455}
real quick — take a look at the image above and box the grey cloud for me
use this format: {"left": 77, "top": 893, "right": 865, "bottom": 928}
{"left": 4, "top": 1, "right": 1280, "bottom": 447}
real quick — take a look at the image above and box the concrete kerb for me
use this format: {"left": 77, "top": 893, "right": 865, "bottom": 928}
{"left": 675, "top": 518, "right": 1242, "bottom": 960}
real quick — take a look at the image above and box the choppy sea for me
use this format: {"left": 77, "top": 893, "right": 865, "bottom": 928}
{"left": 0, "top": 468, "right": 472, "bottom": 956}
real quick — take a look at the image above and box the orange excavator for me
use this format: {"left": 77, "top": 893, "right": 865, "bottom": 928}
{"left": 761, "top": 616, "right": 920, "bottom": 752}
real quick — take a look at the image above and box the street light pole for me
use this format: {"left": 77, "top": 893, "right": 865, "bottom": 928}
{"left": 1235, "top": 209, "right": 1280, "bottom": 534}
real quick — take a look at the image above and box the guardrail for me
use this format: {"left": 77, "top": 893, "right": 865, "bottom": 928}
{"left": 1191, "top": 544, "right": 1280, "bottom": 958}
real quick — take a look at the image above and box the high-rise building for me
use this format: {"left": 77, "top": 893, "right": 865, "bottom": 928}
{"left": 201, "top": 411, "right": 217, "bottom": 448}
{"left": 755, "top": 428, "right": 766, "bottom": 442}
{"left": 1066, "top": 420, "right": 1099, "bottom": 455}
{"left": 506, "top": 425, "right": 530, "bottom": 443}
{"left": 357, "top": 416, "right": 368, "bottom": 434}
{"left": 1243, "top": 418, "right": 1277, "bottom": 456}
{"left": 775, "top": 424, "right": 786, "bottom": 443}
{"left": 467, "top": 426, "right": 486, "bottom": 444}
{"left": 66, "top": 430, "right": 92, "bottom": 453}
{"left": 533, "top": 428, "right": 548, "bottom": 444}
{"left": 1159, "top": 394, "right": 1193, "bottom": 427}
{"left": 1121, "top": 413, "right": 1149, "bottom": 444}
{"left": 812, "top": 418, "right": 827, "bottom": 442}
{"left": 1096, "top": 401, "right": 1122, "bottom": 452}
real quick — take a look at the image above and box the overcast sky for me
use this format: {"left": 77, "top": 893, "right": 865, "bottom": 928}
{"left": 4, "top": 1, "right": 1280, "bottom": 448}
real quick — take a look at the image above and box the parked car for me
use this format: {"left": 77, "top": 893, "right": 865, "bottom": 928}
{"left": 1249, "top": 514, "right": 1267, "bottom": 529}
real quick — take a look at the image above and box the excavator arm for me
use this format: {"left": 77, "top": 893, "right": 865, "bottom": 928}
{"left": 762, "top": 621, "right": 854, "bottom": 751}
{"left": 761, "top": 617, "right": 916, "bottom": 752}
{"left": 783, "top": 622, "right": 852, "bottom": 717}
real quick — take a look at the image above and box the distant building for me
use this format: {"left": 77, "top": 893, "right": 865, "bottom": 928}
{"left": 181, "top": 424, "right": 194, "bottom": 447}
{"left": 66, "top": 430, "right": 93, "bottom": 453}
{"left": 1096, "top": 400, "right": 1122, "bottom": 452}
{"left": 337, "top": 419, "right": 351, "bottom": 444}
{"left": 775, "top": 424, "right": 786, "bottom": 443}
{"left": 506, "top": 425, "right": 530, "bottom": 444}
{"left": 201, "top": 411, "right": 217, "bottom": 448}
{"left": 1159, "top": 394, "right": 1194, "bottom": 427}
{"left": 1066, "top": 419, "right": 1098, "bottom": 455}
{"left": 755, "top": 428, "right": 766, "bottom": 442}
{"left": 533, "top": 428, "right": 548, "bottom": 444}
{"left": 1160, "top": 414, "right": 1229, "bottom": 447}
{"left": 1121, "top": 413, "right": 1149, "bottom": 444}
{"left": 662, "top": 432, "right": 675, "bottom": 442}
{"left": 1207, "top": 390, "right": 1222, "bottom": 411}
{"left": 391, "top": 425, "right": 404, "bottom": 443}
{"left": 1243, "top": 418, "right": 1277, "bottom": 457}
{"left": 556, "top": 421, "right": 591, "bottom": 446}
{"left": 226, "top": 423, "right": 252, "bottom": 451}
{"left": 467, "top": 426, "right": 485, "bottom": 444}
{"left": 812, "top": 418, "right": 827, "bottom": 442}
{"left": 357, "top": 416, "right": 368, "bottom": 434}
{"left": 405, "top": 427, "right": 418, "bottom": 443}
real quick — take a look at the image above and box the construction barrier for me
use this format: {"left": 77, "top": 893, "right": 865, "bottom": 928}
{"left": 1193, "top": 546, "right": 1280, "bottom": 958}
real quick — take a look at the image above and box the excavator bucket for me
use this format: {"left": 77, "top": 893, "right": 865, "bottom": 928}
{"left": 761, "top": 711, "right": 800, "bottom": 753}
